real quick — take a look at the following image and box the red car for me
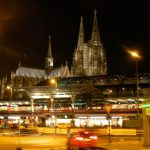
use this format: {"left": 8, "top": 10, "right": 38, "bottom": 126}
{"left": 69, "top": 130, "right": 98, "bottom": 148}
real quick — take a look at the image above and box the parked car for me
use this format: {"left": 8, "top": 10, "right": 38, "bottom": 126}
{"left": 69, "top": 130, "right": 98, "bottom": 149}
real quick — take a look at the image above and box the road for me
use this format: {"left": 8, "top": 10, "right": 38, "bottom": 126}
{"left": 0, "top": 133, "right": 149, "bottom": 150}
{"left": 0, "top": 134, "right": 67, "bottom": 150}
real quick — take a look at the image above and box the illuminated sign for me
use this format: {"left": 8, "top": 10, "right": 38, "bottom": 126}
{"left": 146, "top": 108, "right": 150, "bottom": 116}
{"left": 142, "top": 103, "right": 150, "bottom": 108}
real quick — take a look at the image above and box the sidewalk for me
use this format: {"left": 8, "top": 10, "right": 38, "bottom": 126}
{"left": 100, "top": 139, "right": 150, "bottom": 150}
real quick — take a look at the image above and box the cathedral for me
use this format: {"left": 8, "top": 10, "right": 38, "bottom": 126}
{"left": 0, "top": 36, "right": 70, "bottom": 99}
{"left": 0, "top": 9, "right": 107, "bottom": 99}
{"left": 71, "top": 10, "right": 107, "bottom": 76}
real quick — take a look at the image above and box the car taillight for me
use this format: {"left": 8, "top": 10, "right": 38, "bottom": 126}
{"left": 75, "top": 137, "right": 84, "bottom": 141}
{"left": 89, "top": 136, "right": 98, "bottom": 140}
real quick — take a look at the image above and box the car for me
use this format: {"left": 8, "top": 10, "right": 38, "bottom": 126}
{"left": 69, "top": 130, "right": 98, "bottom": 149}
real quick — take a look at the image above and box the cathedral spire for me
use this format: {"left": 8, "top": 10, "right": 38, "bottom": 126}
{"left": 77, "top": 16, "right": 84, "bottom": 48}
{"left": 72, "top": 16, "right": 85, "bottom": 76}
{"left": 89, "top": 9, "right": 107, "bottom": 76}
{"left": 91, "top": 9, "right": 101, "bottom": 44}
{"left": 72, "top": 10, "right": 107, "bottom": 77}
{"left": 45, "top": 35, "right": 53, "bottom": 74}
{"left": 47, "top": 35, "right": 52, "bottom": 57}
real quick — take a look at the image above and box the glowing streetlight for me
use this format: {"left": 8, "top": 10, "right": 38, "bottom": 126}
{"left": 6, "top": 85, "right": 13, "bottom": 100}
{"left": 129, "top": 50, "right": 141, "bottom": 115}
{"left": 50, "top": 78, "right": 57, "bottom": 89}
{"left": 6, "top": 85, "right": 13, "bottom": 114}
{"left": 129, "top": 51, "right": 141, "bottom": 59}
{"left": 51, "top": 98, "right": 54, "bottom": 110}
{"left": 128, "top": 50, "right": 141, "bottom": 141}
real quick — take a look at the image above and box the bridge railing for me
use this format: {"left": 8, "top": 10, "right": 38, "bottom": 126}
{"left": 0, "top": 108, "right": 142, "bottom": 115}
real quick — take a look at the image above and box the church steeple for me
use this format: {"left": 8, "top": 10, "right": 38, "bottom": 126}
{"left": 89, "top": 9, "right": 107, "bottom": 75}
{"left": 72, "top": 16, "right": 85, "bottom": 76}
{"left": 77, "top": 16, "right": 84, "bottom": 48}
{"left": 72, "top": 10, "right": 107, "bottom": 77}
{"left": 47, "top": 36, "right": 52, "bottom": 58}
{"left": 45, "top": 35, "right": 53, "bottom": 74}
{"left": 91, "top": 9, "right": 101, "bottom": 44}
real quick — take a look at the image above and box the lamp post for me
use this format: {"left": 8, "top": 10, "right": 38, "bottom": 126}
{"left": 50, "top": 78, "right": 57, "bottom": 89}
{"left": 30, "top": 98, "right": 35, "bottom": 126}
{"left": 50, "top": 79, "right": 57, "bottom": 134}
{"left": 71, "top": 95, "right": 75, "bottom": 127}
{"left": 22, "top": 89, "right": 35, "bottom": 127}
{"left": 6, "top": 85, "right": 12, "bottom": 100}
{"left": 105, "top": 102, "right": 112, "bottom": 145}
{"left": 128, "top": 50, "right": 141, "bottom": 141}
{"left": 105, "top": 89, "right": 112, "bottom": 145}
{"left": 7, "top": 86, "right": 22, "bottom": 150}
{"left": 51, "top": 98, "right": 54, "bottom": 111}
{"left": 6, "top": 85, "right": 13, "bottom": 118}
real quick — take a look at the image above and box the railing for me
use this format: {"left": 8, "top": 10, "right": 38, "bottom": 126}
{"left": 0, "top": 108, "right": 142, "bottom": 115}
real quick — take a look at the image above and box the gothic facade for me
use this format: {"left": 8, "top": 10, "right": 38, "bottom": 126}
{"left": 0, "top": 36, "right": 70, "bottom": 99}
{"left": 0, "top": 10, "right": 107, "bottom": 99}
{"left": 71, "top": 10, "right": 107, "bottom": 76}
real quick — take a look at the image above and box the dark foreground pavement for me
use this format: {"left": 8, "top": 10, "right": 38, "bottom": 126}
{"left": 99, "top": 137, "right": 150, "bottom": 150}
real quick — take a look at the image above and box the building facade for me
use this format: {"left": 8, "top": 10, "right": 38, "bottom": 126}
{"left": 0, "top": 9, "right": 149, "bottom": 130}
{"left": 0, "top": 36, "right": 70, "bottom": 99}
{"left": 71, "top": 10, "right": 107, "bottom": 77}
{"left": 0, "top": 9, "right": 107, "bottom": 99}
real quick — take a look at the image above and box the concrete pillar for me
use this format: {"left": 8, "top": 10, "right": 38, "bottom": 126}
{"left": 31, "top": 98, "right": 34, "bottom": 113}
{"left": 71, "top": 95, "right": 75, "bottom": 127}
{"left": 30, "top": 98, "right": 35, "bottom": 126}
{"left": 143, "top": 100, "right": 150, "bottom": 147}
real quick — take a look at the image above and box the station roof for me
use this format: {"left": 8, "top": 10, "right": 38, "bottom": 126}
{"left": 16, "top": 73, "right": 150, "bottom": 99}
{"left": 17, "top": 79, "right": 102, "bottom": 99}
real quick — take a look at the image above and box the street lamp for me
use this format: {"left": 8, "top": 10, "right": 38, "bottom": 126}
{"left": 50, "top": 78, "right": 57, "bottom": 89}
{"left": 105, "top": 102, "right": 112, "bottom": 145}
{"left": 6, "top": 85, "right": 13, "bottom": 100}
{"left": 7, "top": 85, "right": 22, "bottom": 150}
{"left": 6, "top": 85, "right": 13, "bottom": 116}
{"left": 49, "top": 79, "right": 57, "bottom": 134}
{"left": 51, "top": 98, "right": 54, "bottom": 111}
{"left": 105, "top": 89, "right": 112, "bottom": 145}
{"left": 128, "top": 50, "right": 141, "bottom": 141}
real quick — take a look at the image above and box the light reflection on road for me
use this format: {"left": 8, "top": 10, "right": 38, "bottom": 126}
{"left": 0, "top": 134, "right": 67, "bottom": 149}
{"left": 0, "top": 133, "right": 145, "bottom": 150}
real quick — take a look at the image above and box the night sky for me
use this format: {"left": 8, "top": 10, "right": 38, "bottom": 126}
{"left": 0, "top": 0, "right": 150, "bottom": 78}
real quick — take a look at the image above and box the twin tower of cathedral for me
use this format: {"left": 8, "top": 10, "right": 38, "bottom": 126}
{"left": 46, "top": 9, "right": 107, "bottom": 77}
{"left": 71, "top": 9, "right": 107, "bottom": 76}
